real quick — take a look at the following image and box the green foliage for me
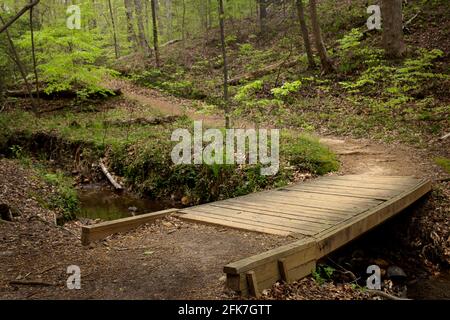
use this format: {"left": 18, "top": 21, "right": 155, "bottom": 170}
{"left": 42, "top": 171, "right": 79, "bottom": 222}
{"left": 312, "top": 265, "right": 336, "bottom": 285}
{"left": 271, "top": 80, "right": 302, "bottom": 101}
{"left": 337, "top": 28, "right": 363, "bottom": 51}
{"left": 16, "top": 26, "right": 117, "bottom": 96}
{"left": 131, "top": 66, "right": 205, "bottom": 99}
{"left": 281, "top": 134, "right": 339, "bottom": 175}
{"left": 238, "top": 43, "right": 255, "bottom": 56}
{"left": 234, "top": 80, "right": 264, "bottom": 101}
{"left": 340, "top": 48, "right": 448, "bottom": 111}
{"left": 9, "top": 145, "right": 31, "bottom": 166}
{"left": 434, "top": 157, "right": 450, "bottom": 174}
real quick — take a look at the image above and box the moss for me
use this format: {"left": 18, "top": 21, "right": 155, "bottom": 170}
{"left": 434, "top": 157, "right": 450, "bottom": 174}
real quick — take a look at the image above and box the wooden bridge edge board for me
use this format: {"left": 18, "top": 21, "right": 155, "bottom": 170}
{"left": 315, "top": 178, "right": 432, "bottom": 256}
{"left": 224, "top": 178, "right": 432, "bottom": 296}
{"left": 80, "top": 208, "right": 179, "bottom": 245}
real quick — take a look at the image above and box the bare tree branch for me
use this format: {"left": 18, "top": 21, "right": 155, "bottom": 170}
{"left": 0, "top": 0, "right": 40, "bottom": 34}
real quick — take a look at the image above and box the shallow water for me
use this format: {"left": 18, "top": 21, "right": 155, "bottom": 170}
{"left": 77, "top": 185, "right": 174, "bottom": 221}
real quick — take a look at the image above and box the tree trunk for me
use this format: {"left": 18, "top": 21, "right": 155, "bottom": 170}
{"left": 150, "top": 0, "right": 160, "bottom": 67}
{"left": 108, "top": 0, "right": 120, "bottom": 59}
{"left": 181, "top": 0, "right": 186, "bottom": 42}
{"left": 381, "top": 0, "right": 406, "bottom": 59}
{"left": 258, "top": 0, "right": 267, "bottom": 35}
{"left": 134, "top": 0, "right": 151, "bottom": 56}
{"left": 218, "top": 0, "right": 230, "bottom": 129}
{"left": 0, "top": 15, "right": 35, "bottom": 112}
{"left": 124, "top": 0, "right": 138, "bottom": 49}
{"left": 29, "top": 2, "right": 40, "bottom": 106}
{"left": 295, "top": 0, "right": 316, "bottom": 69}
{"left": 308, "top": 0, "right": 334, "bottom": 73}
{"left": 166, "top": 0, "right": 173, "bottom": 39}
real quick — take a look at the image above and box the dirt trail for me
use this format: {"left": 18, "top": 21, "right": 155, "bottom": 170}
{"left": 1, "top": 81, "right": 448, "bottom": 300}
{"left": 113, "top": 79, "right": 446, "bottom": 179}
{"left": 107, "top": 79, "right": 225, "bottom": 126}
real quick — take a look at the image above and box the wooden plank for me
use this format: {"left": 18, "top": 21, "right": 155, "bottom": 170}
{"left": 315, "top": 179, "right": 431, "bottom": 256}
{"left": 278, "top": 259, "right": 288, "bottom": 282}
{"left": 180, "top": 213, "right": 292, "bottom": 236}
{"left": 209, "top": 203, "right": 336, "bottom": 226}
{"left": 285, "top": 186, "right": 392, "bottom": 200}
{"left": 322, "top": 175, "right": 418, "bottom": 185}
{"left": 253, "top": 193, "right": 379, "bottom": 211}
{"left": 246, "top": 271, "right": 260, "bottom": 298}
{"left": 288, "top": 184, "right": 397, "bottom": 199}
{"left": 224, "top": 238, "right": 317, "bottom": 274}
{"left": 298, "top": 183, "right": 403, "bottom": 195}
{"left": 81, "top": 208, "right": 178, "bottom": 245}
{"left": 181, "top": 209, "right": 316, "bottom": 235}
{"left": 184, "top": 205, "right": 328, "bottom": 233}
{"left": 281, "top": 186, "right": 388, "bottom": 203}
{"left": 219, "top": 199, "right": 350, "bottom": 221}
{"left": 223, "top": 238, "right": 318, "bottom": 294}
{"left": 244, "top": 197, "right": 369, "bottom": 214}
{"left": 301, "top": 180, "right": 408, "bottom": 191}
{"left": 275, "top": 189, "right": 385, "bottom": 205}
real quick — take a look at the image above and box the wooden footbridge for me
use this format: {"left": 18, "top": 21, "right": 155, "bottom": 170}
{"left": 81, "top": 174, "right": 431, "bottom": 297}
{"left": 178, "top": 175, "right": 431, "bottom": 296}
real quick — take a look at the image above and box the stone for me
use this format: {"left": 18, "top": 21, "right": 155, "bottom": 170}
{"left": 386, "top": 265, "right": 407, "bottom": 281}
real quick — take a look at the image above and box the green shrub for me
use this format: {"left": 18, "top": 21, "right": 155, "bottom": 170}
{"left": 282, "top": 134, "right": 339, "bottom": 175}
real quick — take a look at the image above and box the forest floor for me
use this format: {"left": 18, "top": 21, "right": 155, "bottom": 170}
{"left": 1, "top": 79, "right": 448, "bottom": 300}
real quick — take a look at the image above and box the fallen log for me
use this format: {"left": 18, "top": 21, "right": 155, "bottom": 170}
{"left": 103, "top": 115, "right": 179, "bottom": 127}
{"left": 161, "top": 39, "right": 182, "bottom": 47}
{"left": 226, "top": 60, "right": 298, "bottom": 86}
{"left": 99, "top": 161, "right": 123, "bottom": 190}
{"left": 6, "top": 88, "right": 122, "bottom": 100}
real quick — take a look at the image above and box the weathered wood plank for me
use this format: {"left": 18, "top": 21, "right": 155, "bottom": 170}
{"left": 81, "top": 208, "right": 178, "bottom": 245}
{"left": 182, "top": 209, "right": 316, "bottom": 235}
{"left": 184, "top": 205, "right": 327, "bottom": 233}
{"left": 275, "top": 188, "right": 385, "bottom": 204}
{"left": 253, "top": 193, "right": 378, "bottom": 211}
{"left": 180, "top": 212, "right": 292, "bottom": 236}
{"left": 209, "top": 203, "right": 336, "bottom": 226}
{"left": 218, "top": 200, "right": 350, "bottom": 221}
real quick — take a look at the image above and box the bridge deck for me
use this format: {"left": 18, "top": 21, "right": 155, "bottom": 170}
{"left": 177, "top": 175, "right": 431, "bottom": 296}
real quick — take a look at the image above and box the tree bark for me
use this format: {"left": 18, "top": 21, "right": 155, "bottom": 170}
{"left": 150, "top": 0, "right": 160, "bottom": 67}
{"left": 108, "top": 0, "right": 120, "bottom": 59}
{"left": 381, "top": 0, "right": 406, "bottom": 59}
{"left": 124, "top": 0, "right": 138, "bottom": 49}
{"left": 295, "top": 0, "right": 316, "bottom": 69}
{"left": 29, "top": 1, "right": 40, "bottom": 105}
{"left": 258, "top": 0, "right": 268, "bottom": 35}
{"left": 134, "top": 0, "right": 151, "bottom": 56}
{"left": 218, "top": 0, "right": 230, "bottom": 128}
{"left": 308, "top": 0, "right": 334, "bottom": 73}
